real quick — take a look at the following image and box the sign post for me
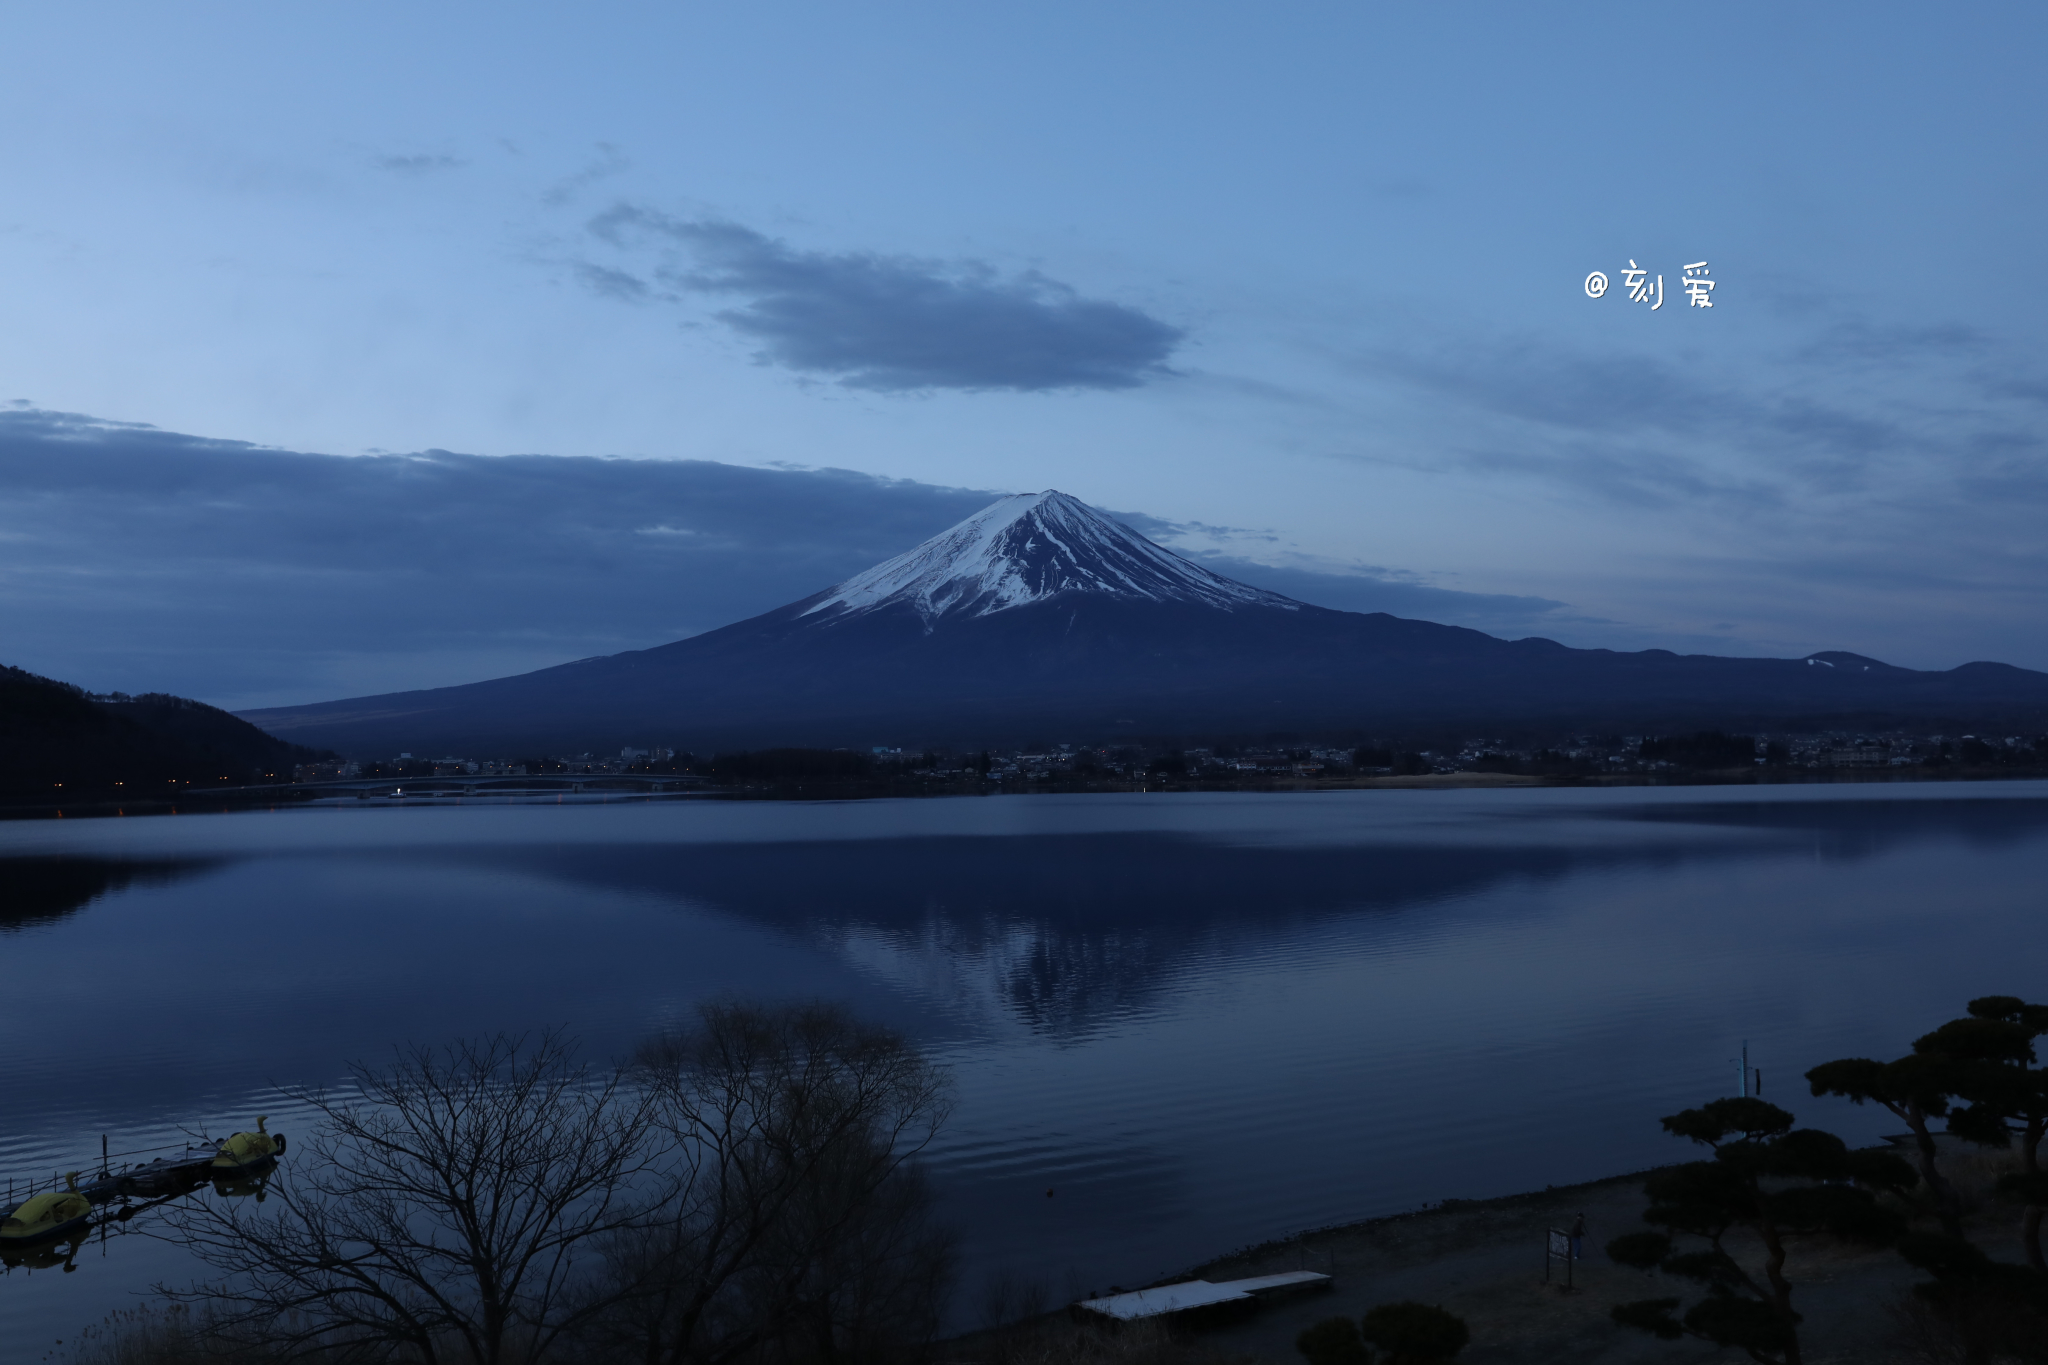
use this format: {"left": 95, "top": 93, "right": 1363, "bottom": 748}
{"left": 1545, "top": 1227, "right": 1573, "bottom": 1289}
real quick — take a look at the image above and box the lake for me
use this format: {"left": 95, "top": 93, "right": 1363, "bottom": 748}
{"left": 4, "top": 782, "right": 2046, "bottom": 1346}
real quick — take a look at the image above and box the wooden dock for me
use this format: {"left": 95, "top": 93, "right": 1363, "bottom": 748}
{"left": 1073, "top": 1270, "right": 1331, "bottom": 1322}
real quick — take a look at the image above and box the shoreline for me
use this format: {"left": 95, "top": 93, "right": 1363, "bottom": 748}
{"left": 957, "top": 1142, "right": 2033, "bottom": 1364}
{"left": 10, "top": 764, "right": 2048, "bottom": 821}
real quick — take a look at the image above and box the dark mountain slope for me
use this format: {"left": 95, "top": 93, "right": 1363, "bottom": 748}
{"left": 0, "top": 665, "right": 330, "bottom": 802}
{"left": 237, "top": 492, "right": 2048, "bottom": 755}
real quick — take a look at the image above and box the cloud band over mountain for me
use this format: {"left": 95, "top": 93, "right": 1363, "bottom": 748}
{"left": 0, "top": 409, "right": 1549, "bottom": 709}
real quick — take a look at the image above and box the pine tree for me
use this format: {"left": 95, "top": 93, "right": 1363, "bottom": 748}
{"left": 1608, "top": 1097, "right": 1915, "bottom": 1365}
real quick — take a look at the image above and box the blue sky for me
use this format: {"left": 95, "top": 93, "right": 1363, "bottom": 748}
{"left": 4, "top": 3, "right": 2045, "bottom": 707}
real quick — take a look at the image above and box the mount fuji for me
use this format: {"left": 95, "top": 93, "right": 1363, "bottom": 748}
{"left": 796, "top": 491, "right": 1294, "bottom": 622}
{"left": 241, "top": 491, "right": 2048, "bottom": 755}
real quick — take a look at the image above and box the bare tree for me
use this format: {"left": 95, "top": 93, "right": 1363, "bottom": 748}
{"left": 581, "top": 1002, "right": 954, "bottom": 1365}
{"left": 147, "top": 1010, "right": 954, "bottom": 1365}
{"left": 771, "top": 1149, "right": 954, "bottom": 1362}
{"left": 160, "top": 1031, "right": 658, "bottom": 1365}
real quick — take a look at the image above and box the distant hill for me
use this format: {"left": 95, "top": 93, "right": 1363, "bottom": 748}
{"left": 239, "top": 492, "right": 2048, "bottom": 756}
{"left": 0, "top": 664, "right": 331, "bottom": 803}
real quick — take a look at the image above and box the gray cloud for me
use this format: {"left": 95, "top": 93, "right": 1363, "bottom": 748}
{"left": 583, "top": 207, "right": 1185, "bottom": 392}
{"left": 0, "top": 410, "right": 996, "bottom": 707}
{"left": 1191, "top": 555, "right": 1568, "bottom": 633}
{"left": 1375, "top": 339, "right": 1899, "bottom": 464}
{"left": 376, "top": 154, "right": 465, "bottom": 175}
{"left": 1236, "top": 299, "right": 2048, "bottom": 669}
{"left": 573, "top": 262, "right": 653, "bottom": 303}
{"left": 0, "top": 409, "right": 1540, "bottom": 710}
{"left": 1792, "top": 319, "right": 1991, "bottom": 371}
{"left": 1349, "top": 315, "right": 2048, "bottom": 523}
{"left": 1105, "top": 509, "right": 1570, "bottom": 634}
{"left": 539, "top": 144, "right": 630, "bottom": 207}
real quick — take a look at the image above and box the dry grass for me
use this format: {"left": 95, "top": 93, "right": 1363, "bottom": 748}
{"left": 44, "top": 1306, "right": 242, "bottom": 1365}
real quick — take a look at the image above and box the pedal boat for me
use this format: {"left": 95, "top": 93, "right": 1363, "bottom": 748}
{"left": 0, "top": 1175, "right": 92, "bottom": 1245}
{"left": 211, "top": 1165, "right": 276, "bottom": 1200}
{"left": 210, "top": 1117, "right": 284, "bottom": 1174}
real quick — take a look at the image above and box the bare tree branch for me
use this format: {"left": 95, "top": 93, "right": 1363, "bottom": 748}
{"left": 158, "top": 1031, "right": 660, "bottom": 1365}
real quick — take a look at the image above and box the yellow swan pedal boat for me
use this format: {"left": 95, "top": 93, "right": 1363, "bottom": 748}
{"left": 1, "top": 1174, "right": 92, "bottom": 1245}
{"left": 210, "top": 1116, "right": 285, "bottom": 1173}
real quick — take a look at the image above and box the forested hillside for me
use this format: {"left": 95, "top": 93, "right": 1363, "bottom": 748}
{"left": 0, "top": 664, "right": 330, "bottom": 803}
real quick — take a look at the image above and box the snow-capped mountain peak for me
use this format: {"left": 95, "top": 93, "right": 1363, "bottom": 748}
{"left": 801, "top": 490, "right": 1299, "bottom": 623}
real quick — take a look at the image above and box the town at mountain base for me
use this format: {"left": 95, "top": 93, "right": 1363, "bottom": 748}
{"left": 237, "top": 492, "right": 2048, "bottom": 758}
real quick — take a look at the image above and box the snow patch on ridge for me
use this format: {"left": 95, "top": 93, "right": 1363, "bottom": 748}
{"left": 802, "top": 491, "right": 1299, "bottom": 623}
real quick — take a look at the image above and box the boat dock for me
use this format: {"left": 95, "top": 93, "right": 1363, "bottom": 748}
{"left": 1074, "top": 1270, "right": 1331, "bottom": 1323}
{"left": 5, "top": 1128, "right": 272, "bottom": 1213}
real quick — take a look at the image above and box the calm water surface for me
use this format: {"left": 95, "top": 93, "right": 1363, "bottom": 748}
{"left": 3, "top": 783, "right": 2046, "bottom": 1344}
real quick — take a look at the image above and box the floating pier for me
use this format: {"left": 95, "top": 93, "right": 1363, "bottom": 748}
{"left": 5, "top": 1125, "right": 281, "bottom": 1215}
{"left": 1073, "top": 1270, "right": 1331, "bottom": 1322}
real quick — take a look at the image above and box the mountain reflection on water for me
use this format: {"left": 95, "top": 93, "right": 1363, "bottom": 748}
{"left": 0, "top": 856, "right": 210, "bottom": 933}
{"left": 507, "top": 836, "right": 1625, "bottom": 1040}
{"left": 483, "top": 793, "right": 2046, "bottom": 1042}
{"left": 0, "top": 785, "right": 2046, "bottom": 1341}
